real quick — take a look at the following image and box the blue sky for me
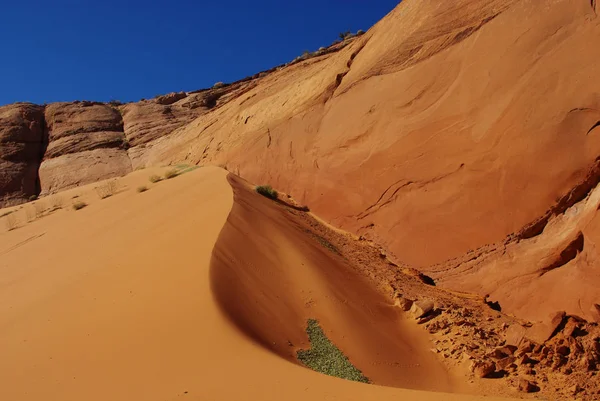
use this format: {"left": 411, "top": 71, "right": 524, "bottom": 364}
{"left": 0, "top": 1, "right": 399, "bottom": 106}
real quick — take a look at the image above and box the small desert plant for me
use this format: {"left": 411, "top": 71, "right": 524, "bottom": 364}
{"left": 96, "top": 180, "right": 117, "bottom": 199}
{"left": 137, "top": 186, "right": 148, "bottom": 193}
{"left": 25, "top": 205, "right": 36, "bottom": 222}
{"left": 338, "top": 31, "right": 351, "bottom": 41}
{"left": 4, "top": 213, "right": 18, "bottom": 231}
{"left": 72, "top": 201, "right": 87, "bottom": 211}
{"left": 213, "top": 81, "right": 225, "bottom": 89}
{"left": 50, "top": 196, "right": 63, "bottom": 211}
{"left": 164, "top": 169, "right": 178, "bottom": 180}
{"left": 34, "top": 202, "right": 45, "bottom": 219}
{"left": 28, "top": 194, "right": 38, "bottom": 202}
{"left": 149, "top": 175, "right": 162, "bottom": 183}
{"left": 256, "top": 185, "right": 278, "bottom": 200}
{"left": 356, "top": 29, "right": 365, "bottom": 35}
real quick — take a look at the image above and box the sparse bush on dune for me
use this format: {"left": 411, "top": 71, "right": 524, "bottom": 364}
{"left": 149, "top": 175, "right": 162, "bottom": 183}
{"left": 164, "top": 169, "right": 178, "bottom": 180}
{"left": 213, "top": 81, "right": 225, "bottom": 89}
{"left": 25, "top": 205, "right": 36, "bottom": 222}
{"left": 96, "top": 180, "right": 117, "bottom": 199}
{"left": 4, "top": 213, "right": 18, "bottom": 231}
{"left": 34, "top": 201, "right": 45, "bottom": 219}
{"left": 256, "top": 185, "right": 278, "bottom": 200}
{"left": 50, "top": 196, "right": 64, "bottom": 211}
{"left": 357, "top": 29, "right": 365, "bottom": 35}
{"left": 137, "top": 186, "right": 148, "bottom": 193}
{"left": 72, "top": 201, "right": 87, "bottom": 211}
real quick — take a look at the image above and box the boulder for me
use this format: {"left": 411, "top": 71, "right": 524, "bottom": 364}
{"left": 470, "top": 360, "right": 495, "bottom": 378}
{"left": 154, "top": 91, "right": 187, "bottom": 105}
{"left": 563, "top": 317, "right": 580, "bottom": 337}
{"left": 409, "top": 299, "right": 434, "bottom": 319}
{"left": 518, "top": 379, "right": 538, "bottom": 393}
{"left": 394, "top": 295, "right": 413, "bottom": 312}
{"left": 528, "top": 311, "right": 566, "bottom": 344}
{"left": 496, "top": 356, "right": 516, "bottom": 370}
{"left": 505, "top": 325, "right": 527, "bottom": 347}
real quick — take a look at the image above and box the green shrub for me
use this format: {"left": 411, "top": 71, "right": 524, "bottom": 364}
{"left": 357, "top": 29, "right": 365, "bottom": 35}
{"left": 256, "top": 185, "right": 278, "bottom": 200}
{"left": 137, "top": 186, "right": 148, "bottom": 193}
{"left": 297, "top": 319, "right": 369, "bottom": 383}
{"left": 149, "top": 175, "right": 162, "bottom": 183}
{"left": 72, "top": 201, "right": 87, "bottom": 211}
{"left": 164, "top": 169, "right": 179, "bottom": 180}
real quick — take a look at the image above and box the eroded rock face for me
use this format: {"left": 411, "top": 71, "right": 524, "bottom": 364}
{"left": 43, "top": 102, "right": 125, "bottom": 158}
{"left": 39, "top": 148, "right": 131, "bottom": 194}
{"left": 39, "top": 102, "right": 130, "bottom": 194}
{"left": 154, "top": 92, "right": 187, "bottom": 105}
{"left": 0, "top": 103, "right": 45, "bottom": 206}
{"left": 120, "top": 100, "right": 203, "bottom": 148}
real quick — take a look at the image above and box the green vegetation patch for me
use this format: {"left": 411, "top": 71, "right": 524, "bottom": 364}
{"left": 297, "top": 319, "right": 369, "bottom": 383}
{"left": 314, "top": 234, "right": 340, "bottom": 255}
{"left": 256, "top": 185, "right": 278, "bottom": 200}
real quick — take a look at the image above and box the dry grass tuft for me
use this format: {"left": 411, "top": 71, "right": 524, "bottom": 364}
{"left": 4, "top": 213, "right": 18, "bottom": 231}
{"left": 164, "top": 169, "right": 179, "bottom": 180}
{"left": 149, "top": 175, "right": 162, "bottom": 184}
{"left": 96, "top": 180, "right": 118, "bottom": 199}
{"left": 72, "top": 201, "right": 87, "bottom": 211}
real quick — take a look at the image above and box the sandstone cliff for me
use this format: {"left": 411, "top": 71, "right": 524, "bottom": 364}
{"left": 1, "top": 0, "right": 600, "bottom": 325}
{"left": 0, "top": 103, "right": 45, "bottom": 205}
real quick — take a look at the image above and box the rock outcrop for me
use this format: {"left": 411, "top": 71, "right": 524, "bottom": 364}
{"left": 0, "top": 103, "right": 45, "bottom": 206}
{"left": 39, "top": 102, "right": 131, "bottom": 194}
{"left": 1, "top": 0, "right": 599, "bottom": 340}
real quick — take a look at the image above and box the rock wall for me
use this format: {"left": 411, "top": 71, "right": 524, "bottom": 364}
{"left": 0, "top": 103, "right": 45, "bottom": 206}
{"left": 39, "top": 102, "right": 131, "bottom": 195}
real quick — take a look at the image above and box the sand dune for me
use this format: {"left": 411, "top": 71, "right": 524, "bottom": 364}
{"left": 0, "top": 167, "right": 514, "bottom": 401}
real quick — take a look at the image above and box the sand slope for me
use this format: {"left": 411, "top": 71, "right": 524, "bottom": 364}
{"left": 0, "top": 167, "right": 514, "bottom": 401}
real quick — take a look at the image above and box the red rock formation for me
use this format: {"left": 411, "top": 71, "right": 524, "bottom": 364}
{"left": 0, "top": 103, "right": 45, "bottom": 206}
{"left": 39, "top": 102, "right": 130, "bottom": 194}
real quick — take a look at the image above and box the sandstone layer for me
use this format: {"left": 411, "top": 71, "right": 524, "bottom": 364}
{"left": 1, "top": 0, "right": 599, "bottom": 335}
{"left": 0, "top": 103, "right": 45, "bottom": 205}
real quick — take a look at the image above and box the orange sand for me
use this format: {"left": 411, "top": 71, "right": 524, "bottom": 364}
{"left": 0, "top": 167, "right": 514, "bottom": 401}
